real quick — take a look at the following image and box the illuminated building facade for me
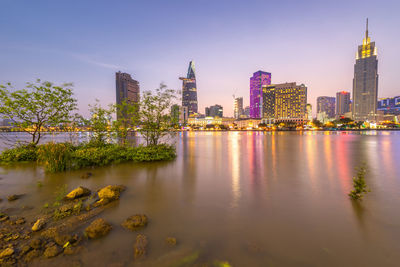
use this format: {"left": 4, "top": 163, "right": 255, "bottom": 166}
{"left": 250, "top": 71, "right": 271, "bottom": 118}
{"left": 115, "top": 71, "right": 140, "bottom": 121}
{"left": 262, "top": 82, "right": 307, "bottom": 123}
{"left": 180, "top": 61, "right": 198, "bottom": 115}
{"left": 317, "top": 96, "right": 336, "bottom": 119}
{"left": 378, "top": 96, "right": 400, "bottom": 115}
{"left": 353, "top": 19, "right": 379, "bottom": 121}
{"left": 336, "top": 91, "right": 351, "bottom": 118}
{"left": 306, "top": 104, "right": 313, "bottom": 121}
{"left": 234, "top": 97, "right": 244, "bottom": 119}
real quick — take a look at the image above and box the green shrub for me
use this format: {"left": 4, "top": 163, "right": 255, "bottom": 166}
{"left": 349, "top": 164, "right": 370, "bottom": 200}
{"left": 37, "top": 142, "right": 74, "bottom": 172}
{"left": 0, "top": 144, "right": 37, "bottom": 162}
{"left": 1, "top": 141, "right": 176, "bottom": 172}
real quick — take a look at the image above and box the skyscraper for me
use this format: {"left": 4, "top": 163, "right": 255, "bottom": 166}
{"left": 250, "top": 71, "right": 271, "bottom": 118}
{"left": 262, "top": 82, "right": 307, "bottom": 123}
{"left": 180, "top": 61, "right": 198, "bottom": 115}
{"left": 306, "top": 104, "right": 313, "bottom": 121}
{"left": 206, "top": 104, "right": 223, "bottom": 118}
{"left": 317, "top": 96, "right": 336, "bottom": 119}
{"left": 352, "top": 19, "right": 379, "bottom": 121}
{"left": 115, "top": 71, "right": 140, "bottom": 120}
{"left": 336, "top": 91, "right": 351, "bottom": 118}
{"left": 234, "top": 97, "right": 244, "bottom": 119}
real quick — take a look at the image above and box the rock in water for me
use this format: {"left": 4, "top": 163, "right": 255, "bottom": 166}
{"left": 29, "top": 239, "right": 43, "bottom": 249}
{"left": 81, "top": 172, "right": 92, "bottom": 179}
{"left": 15, "top": 217, "right": 26, "bottom": 225}
{"left": 134, "top": 234, "right": 148, "bottom": 260}
{"left": 0, "top": 247, "right": 14, "bottom": 259}
{"left": 121, "top": 215, "right": 148, "bottom": 231}
{"left": 7, "top": 194, "right": 20, "bottom": 201}
{"left": 166, "top": 237, "right": 177, "bottom": 246}
{"left": 32, "top": 218, "right": 46, "bottom": 232}
{"left": 94, "top": 185, "right": 126, "bottom": 206}
{"left": 65, "top": 186, "right": 91, "bottom": 200}
{"left": 84, "top": 218, "right": 112, "bottom": 239}
{"left": 44, "top": 244, "right": 62, "bottom": 258}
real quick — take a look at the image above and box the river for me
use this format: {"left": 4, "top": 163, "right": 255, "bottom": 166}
{"left": 1, "top": 131, "right": 400, "bottom": 266}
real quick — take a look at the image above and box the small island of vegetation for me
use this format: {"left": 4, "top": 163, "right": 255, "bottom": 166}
{"left": 0, "top": 80, "right": 178, "bottom": 172}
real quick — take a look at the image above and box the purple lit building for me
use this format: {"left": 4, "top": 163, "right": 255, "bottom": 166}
{"left": 250, "top": 71, "right": 271, "bottom": 118}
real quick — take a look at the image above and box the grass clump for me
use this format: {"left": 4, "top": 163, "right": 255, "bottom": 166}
{"left": 37, "top": 142, "right": 74, "bottom": 172}
{"left": 0, "top": 144, "right": 37, "bottom": 162}
{"left": 349, "top": 164, "right": 370, "bottom": 200}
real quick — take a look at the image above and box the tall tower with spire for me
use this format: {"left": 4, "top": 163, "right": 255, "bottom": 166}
{"left": 352, "top": 18, "right": 379, "bottom": 121}
{"left": 180, "top": 61, "right": 198, "bottom": 115}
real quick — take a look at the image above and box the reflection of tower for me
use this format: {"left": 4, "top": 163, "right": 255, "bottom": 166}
{"left": 180, "top": 61, "right": 198, "bottom": 115}
{"left": 229, "top": 132, "right": 241, "bottom": 208}
{"left": 181, "top": 131, "right": 197, "bottom": 203}
{"left": 352, "top": 19, "right": 379, "bottom": 121}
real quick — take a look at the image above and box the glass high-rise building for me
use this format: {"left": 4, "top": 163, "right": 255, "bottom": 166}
{"left": 317, "top": 96, "right": 336, "bottom": 119}
{"left": 180, "top": 61, "right": 198, "bottom": 115}
{"left": 352, "top": 19, "right": 378, "bottom": 121}
{"left": 234, "top": 97, "right": 244, "bottom": 119}
{"left": 250, "top": 71, "right": 271, "bottom": 118}
{"left": 115, "top": 71, "right": 140, "bottom": 121}
{"left": 336, "top": 91, "right": 351, "bottom": 118}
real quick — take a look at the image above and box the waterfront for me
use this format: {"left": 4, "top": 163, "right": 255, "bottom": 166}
{"left": 1, "top": 131, "right": 400, "bottom": 266}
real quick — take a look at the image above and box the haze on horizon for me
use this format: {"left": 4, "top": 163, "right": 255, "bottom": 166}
{"left": 0, "top": 0, "right": 399, "bottom": 117}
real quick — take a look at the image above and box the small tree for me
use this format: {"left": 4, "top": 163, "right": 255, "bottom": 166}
{"left": 138, "top": 83, "right": 176, "bottom": 146}
{"left": 113, "top": 99, "right": 139, "bottom": 146}
{"left": 84, "top": 101, "right": 114, "bottom": 146}
{"left": 0, "top": 80, "right": 77, "bottom": 145}
{"left": 349, "top": 164, "right": 370, "bottom": 200}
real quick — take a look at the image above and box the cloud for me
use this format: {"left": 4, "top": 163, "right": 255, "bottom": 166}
{"left": 71, "top": 53, "right": 126, "bottom": 70}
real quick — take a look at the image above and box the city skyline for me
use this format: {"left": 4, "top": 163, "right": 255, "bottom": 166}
{"left": 0, "top": 1, "right": 399, "bottom": 117}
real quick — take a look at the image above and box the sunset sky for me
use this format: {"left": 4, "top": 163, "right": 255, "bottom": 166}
{"left": 0, "top": 0, "right": 399, "bottom": 117}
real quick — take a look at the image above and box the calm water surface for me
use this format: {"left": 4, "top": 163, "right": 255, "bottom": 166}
{"left": 1, "top": 131, "right": 400, "bottom": 266}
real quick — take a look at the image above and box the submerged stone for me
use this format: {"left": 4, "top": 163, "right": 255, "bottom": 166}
{"left": 65, "top": 186, "right": 91, "bottom": 200}
{"left": 81, "top": 172, "right": 92, "bottom": 179}
{"left": 121, "top": 214, "right": 148, "bottom": 231}
{"left": 0, "top": 213, "right": 9, "bottom": 222}
{"left": 166, "top": 237, "right": 177, "bottom": 246}
{"left": 44, "top": 244, "right": 62, "bottom": 258}
{"left": 29, "top": 238, "right": 43, "bottom": 249}
{"left": 15, "top": 217, "right": 26, "bottom": 225}
{"left": 7, "top": 194, "right": 20, "bottom": 201}
{"left": 32, "top": 218, "right": 46, "bottom": 232}
{"left": 134, "top": 234, "right": 148, "bottom": 259}
{"left": 24, "top": 249, "right": 41, "bottom": 262}
{"left": 84, "top": 218, "right": 112, "bottom": 239}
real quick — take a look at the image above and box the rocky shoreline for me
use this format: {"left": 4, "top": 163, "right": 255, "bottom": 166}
{"left": 0, "top": 184, "right": 157, "bottom": 266}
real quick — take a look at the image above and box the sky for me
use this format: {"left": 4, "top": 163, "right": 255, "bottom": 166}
{"left": 0, "top": 0, "right": 399, "bottom": 117}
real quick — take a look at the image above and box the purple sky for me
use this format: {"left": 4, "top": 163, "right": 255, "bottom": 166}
{"left": 0, "top": 0, "right": 399, "bottom": 117}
